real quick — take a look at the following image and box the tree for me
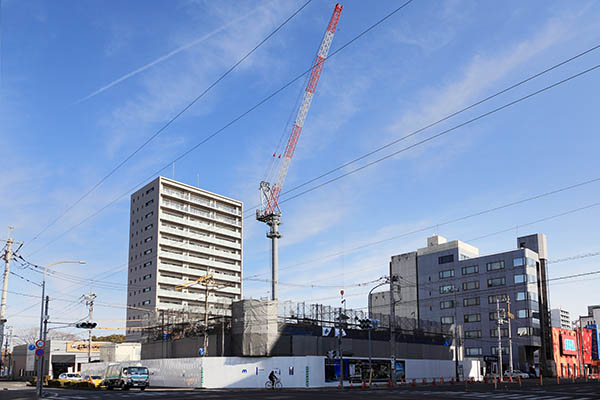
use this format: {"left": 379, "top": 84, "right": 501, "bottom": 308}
{"left": 91, "top": 334, "right": 125, "bottom": 343}
{"left": 14, "top": 328, "right": 82, "bottom": 345}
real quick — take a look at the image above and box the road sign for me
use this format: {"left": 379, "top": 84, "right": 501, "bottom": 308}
{"left": 28, "top": 344, "right": 36, "bottom": 351}
{"left": 35, "top": 348, "right": 44, "bottom": 357}
{"left": 35, "top": 339, "right": 45, "bottom": 348}
{"left": 199, "top": 348, "right": 205, "bottom": 356}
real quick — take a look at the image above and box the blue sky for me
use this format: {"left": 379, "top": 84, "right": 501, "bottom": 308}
{"left": 1, "top": 0, "right": 600, "bottom": 340}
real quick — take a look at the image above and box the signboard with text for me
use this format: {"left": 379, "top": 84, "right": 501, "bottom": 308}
{"left": 66, "top": 342, "right": 101, "bottom": 353}
{"left": 561, "top": 334, "right": 578, "bottom": 356}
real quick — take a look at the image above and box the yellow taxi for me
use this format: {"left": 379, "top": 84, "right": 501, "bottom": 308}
{"left": 83, "top": 375, "right": 103, "bottom": 388}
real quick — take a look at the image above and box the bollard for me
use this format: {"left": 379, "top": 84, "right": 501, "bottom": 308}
{"left": 557, "top": 375, "right": 559, "bottom": 385}
{"left": 509, "top": 375, "right": 513, "bottom": 383}
{"left": 411, "top": 379, "right": 416, "bottom": 387}
{"left": 441, "top": 377, "right": 444, "bottom": 384}
{"left": 494, "top": 375, "right": 497, "bottom": 390}
{"left": 432, "top": 378, "right": 436, "bottom": 386}
{"left": 422, "top": 378, "right": 427, "bottom": 385}
{"left": 484, "top": 376, "right": 488, "bottom": 384}
{"left": 387, "top": 379, "right": 393, "bottom": 388}
{"left": 361, "top": 380, "right": 366, "bottom": 389}
{"left": 540, "top": 375, "right": 543, "bottom": 386}
{"left": 518, "top": 376, "right": 521, "bottom": 387}
{"left": 451, "top": 377, "right": 455, "bottom": 385}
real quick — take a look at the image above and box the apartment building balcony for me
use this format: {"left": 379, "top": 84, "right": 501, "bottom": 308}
{"left": 159, "top": 237, "right": 240, "bottom": 262}
{"left": 160, "top": 212, "right": 241, "bottom": 239}
{"left": 160, "top": 225, "right": 241, "bottom": 250}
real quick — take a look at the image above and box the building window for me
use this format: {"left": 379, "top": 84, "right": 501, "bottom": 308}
{"left": 143, "top": 274, "right": 151, "bottom": 280}
{"left": 461, "top": 265, "right": 479, "bottom": 275}
{"left": 145, "top": 212, "right": 153, "bottom": 218}
{"left": 144, "top": 236, "right": 152, "bottom": 243}
{"left": 439, "top": 269, "right": 455, "bottom": 279}
{"left": 517, "top": 309, "right": 529, "bottom": 319}
{"left": 491, "top": 347, "right": 509, "bottom": 355}
{"left": 463, "top": 297, "right": 480, "bottom": 307}
{"left": 144, "top": 261, "right": 152, "bottom": 268}
{"left": 439, "top": 284, "right": 456, "bottom": 294}
{"left": 488, "top": 294, "right": 507, "bottom": 304}
{"left": 514, "top": 274, "right": 527, "bottom": 284}
{"left": 489, "top": 311, "right": 499, "bottom": 321}
{"left": 465, "top": 347, "right": 482, "bottom": 357}
{"left": 463, "top": 280, "right": 479, "bottom": 291}
{"left": 513, "top": 257, "right": 526, "bottom": 267}
{"left": 144, "top": 224, "right": 153, "bottom": 231}
{"left": 143, "top": 287, "right": 151, "bottom": 293}
{"left": 145, "top": 199, "right": 153, "bottom": 206}
{"left": 146, "top": 187, "right": 154, "bottom": 194}
{"left": 490, "top": 328, "right": 509, "bottom": 337}
{"left": 527, "top": 258, "right": 537, "bottom": 267}
{"left": 464, "top": 313, "right": 481, "bottom": 323}
{"left": 441, "top": 316, "right": 454, "bottom": 325}
{"left": 488, "top": 277, "right": 506, "bottom": 287}
{"left": 459, "top": 254, "right": 470, "bottom": 260}
{"left": 486, "top": 261, "right": 505, "bottom": 271}
{"left": 464, "top": 330, "right": 482, "bottom": 339}
{"left": 438, "top": 254, "right": 454, "bottom": 264}
{"left": 440, "top": 300, "right": 454, "bottom": 309}
{"left": 144, "top": 248, "right": 152, "bottom": 255}
{"left": 142, "top": 300, "right": 151, "bottom": 305}
{"left": 516, "top": 291, "right": 526, "bottom": 301}
{"left": 517, "top": 327, "right": 531, "bottom": 336}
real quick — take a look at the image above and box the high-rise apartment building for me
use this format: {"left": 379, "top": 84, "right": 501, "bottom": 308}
{"left": 370, "top": 233, "right": 552, "bottom": 375}
{"left": 551, "top": 308, "right": 571, "bottom": 330}
{"left": 126, "top": 177, "right": 243, "bottom": 341}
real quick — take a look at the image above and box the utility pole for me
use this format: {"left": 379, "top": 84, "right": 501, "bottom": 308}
{"left": 37, "top": 295, "right": 49, "bottom": 398}
{"left": 389, "top": 271, "right": 396, "bottom": 386}
{"left": 8, "top": 327, "right": 13, "bottom": 378}
{"left": 496, "top": 299, "right": 504, "bottom": 380}
{"left": 452, "top": 287, "right": 460, "bottom": 382}
{"left": 2, "top": 325, "right": 8, "bottom": 376}
{"left": 0, "top": 227, "right": 21, "bottom": 355}
{"left": 221, "top": 316, "right": 225, "bottom": 357}
{"left": 203, "top": 276, "right": 209, "bottom": 357}
{"left": 506, "top": 296, "right": 514, "bottom": 376}
{"left": 82, "top": 291, "right": 96, "bottom": 363}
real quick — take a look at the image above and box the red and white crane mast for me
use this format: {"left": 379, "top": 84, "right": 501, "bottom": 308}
{"left": 257, "top": 3, "right": 343, "bottom": 301}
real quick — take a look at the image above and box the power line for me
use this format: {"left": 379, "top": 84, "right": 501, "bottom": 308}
{"left": 25, "top": 0, "right": 315, "bottom": 248}
{"left": 242, "top": 43, "right": 600, "bottom": 218}
{"left": 266, "top": 64, "right": 600, "bottom": 214}
{"left": 25, "top": 0, "right": 416, "bottom": 258}
{"left": 247, "top": 178, "right": 600, "bottom": 279}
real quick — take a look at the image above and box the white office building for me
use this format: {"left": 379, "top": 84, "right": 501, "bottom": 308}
{"left": 126, "top": 177, "right": 243, "bottom": 341}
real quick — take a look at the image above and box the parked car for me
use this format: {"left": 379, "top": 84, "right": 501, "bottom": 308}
{"left": 103, "top": 364, "right": 149, "bottom": 391}
{"left": 503, "top": 370, "right": 529, "bottom": 379}
{"left": 58, "top": 373, "right": 82, "bottom": 382}
{"left": 83, "top": 375, "right": 103, "bottom": 388}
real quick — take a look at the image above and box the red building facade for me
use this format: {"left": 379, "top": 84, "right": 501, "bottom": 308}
{"left": 551, "top": 327, "right": 599, "bottom": 377}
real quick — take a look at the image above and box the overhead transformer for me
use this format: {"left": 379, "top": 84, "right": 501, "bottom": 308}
{"left": 257, "top": 3, "right": 343, "bottom": 301}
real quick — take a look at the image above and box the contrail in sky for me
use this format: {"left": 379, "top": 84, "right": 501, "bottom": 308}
{"left": 74, "top": 5, "right": 265, "bottom": 104}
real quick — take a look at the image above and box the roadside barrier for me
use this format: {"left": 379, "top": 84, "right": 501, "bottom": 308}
{"left": 411, "top": 379, "right": 416, "bottom": 387}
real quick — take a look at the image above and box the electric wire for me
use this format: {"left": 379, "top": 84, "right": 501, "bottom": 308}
{"left": 243, "top": 43, "right": 600, "bottom": 217}
{"left": 25, "top": 0, "right": 315, "bottom": 248}
{"left": 25, "top": 0, "right": 416, "bottom": 259}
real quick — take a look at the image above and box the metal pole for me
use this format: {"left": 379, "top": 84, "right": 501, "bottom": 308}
{"left": 497, "top": 299, "right": 503, "bottom": 381}
{"left": 0, "top": 234, "right": 14, "bottom": 352}
{"left": 368, "top": 326, "right": 372, "bottom": 380}
{"left": 337, "top": 306, "right": 343, "bottom": 388}
{"left": 267, "top": 215, "right": 281, "bottom": 301}
{"left": 204, "top": 281, "right": 209, "bottom": 356}
{"left": 578, "top": 317, "right": 584, "bottom": 377}
{"left": 8, "top": 327, "right": 12, "bottom": 378}
{"left": 36, "top": 279, "right": 46, "bottom": 398}
{"left": 86, "top": 291, "right": 95, "bottom": 363}
{"left": 389, "top": 270, "right": 396, "bottom": 387}
{"left": 454, "top": 288, "right": 459, "bottom": 381}
{"left": 221, "top": 317, "right": 225, "bottom": 357}
{"left": 507, "top": 296, "right": 513, "bottom": 376}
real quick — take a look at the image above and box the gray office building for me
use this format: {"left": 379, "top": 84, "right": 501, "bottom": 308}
{"left": 370, "top": 233, "right": 552, "bottom": 375}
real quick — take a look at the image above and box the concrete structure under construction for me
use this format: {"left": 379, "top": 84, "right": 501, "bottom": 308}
{"left": 370, "top": 234, "right": 553, "bottom": 376}
{"left": 126, "top": 176, "right": 243, "bottom": 341}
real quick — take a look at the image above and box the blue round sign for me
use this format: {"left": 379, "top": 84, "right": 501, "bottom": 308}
{"left": 28, "top": 344, "right": 36, "bottom": 351}
{"left": 35, "top": 348, "right": 44, "bottom": 357}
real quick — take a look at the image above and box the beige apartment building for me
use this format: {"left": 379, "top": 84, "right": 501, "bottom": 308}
{"left": 126, "top": 177, "right": 242, "bottom": 341}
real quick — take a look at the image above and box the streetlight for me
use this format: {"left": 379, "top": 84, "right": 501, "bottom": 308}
{"left": 450, "top": 286, "right": 460, "bottom": 382}
{"left": 37, "top": 260, "right": 85, "bottom": 398}
{"left": 367, "top": 280, "right": 388, "bottom": 385}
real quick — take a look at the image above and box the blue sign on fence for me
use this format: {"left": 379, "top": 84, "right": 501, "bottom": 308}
{"left": 28, "top": 344, "right": 36, "bottom": 351}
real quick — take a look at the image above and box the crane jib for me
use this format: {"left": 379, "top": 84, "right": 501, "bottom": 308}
{"left": 259, "top": 3, "right": 343, "bottom": 217}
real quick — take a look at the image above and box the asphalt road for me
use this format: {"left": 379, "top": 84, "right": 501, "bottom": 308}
{"left": 2, "top": 381, "right": 600, "bottom": 400}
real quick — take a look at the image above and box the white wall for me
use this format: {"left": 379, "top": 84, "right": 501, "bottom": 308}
{"left": 81, "top": 356, "right": 480, "bottom": 388}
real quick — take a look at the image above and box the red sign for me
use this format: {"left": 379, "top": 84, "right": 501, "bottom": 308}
{"left": 561, "top": 334, "right": 578, "bottom": 356}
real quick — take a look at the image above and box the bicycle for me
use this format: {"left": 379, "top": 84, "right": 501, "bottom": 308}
{"left": 265, "top": 378, "right": 282, "bottom": 389}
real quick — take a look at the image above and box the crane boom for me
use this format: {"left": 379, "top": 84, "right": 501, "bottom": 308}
{"left": 256, "top": 3, "right": 342, "bottom": 301}
{"left": 258, "top": 3, "right": 343, "bottom": 220}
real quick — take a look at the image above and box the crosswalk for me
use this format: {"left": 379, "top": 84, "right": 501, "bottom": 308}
{"left": 387, "top": 388, "right": 600, "bottom": 399}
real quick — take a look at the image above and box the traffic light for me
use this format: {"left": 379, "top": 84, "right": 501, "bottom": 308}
{"left": 75, "top": 322, "right": 97, "bottom": 329}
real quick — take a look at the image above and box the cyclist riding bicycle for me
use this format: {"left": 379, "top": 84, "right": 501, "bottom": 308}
{"left": 268, "top": 370, "right": 277, "bottom": 387}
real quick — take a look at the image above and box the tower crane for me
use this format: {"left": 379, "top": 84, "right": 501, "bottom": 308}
{"left": 257, "top": 3, "right": 343, "bottom": 301}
